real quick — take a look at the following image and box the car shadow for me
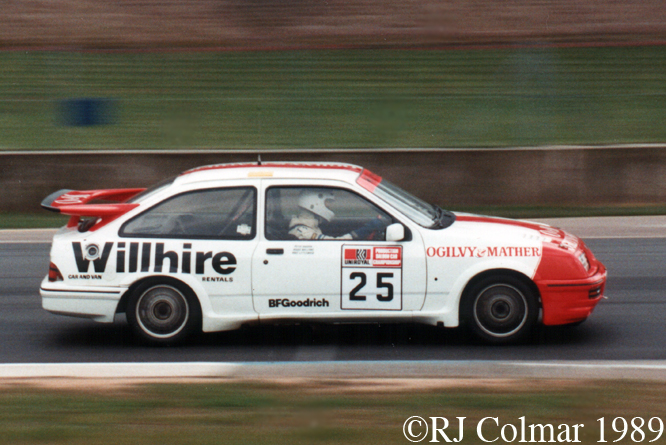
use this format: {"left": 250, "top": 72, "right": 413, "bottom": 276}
{"left": 48, "top": 317, "right": 599, "bottom": 351}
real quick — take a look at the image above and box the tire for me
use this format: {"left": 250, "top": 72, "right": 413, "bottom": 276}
{"left": 126, "top": 281, "right": 201, "bottom": 345}
{"left": 462, "top": 275, "right": 538, "bottom": 344}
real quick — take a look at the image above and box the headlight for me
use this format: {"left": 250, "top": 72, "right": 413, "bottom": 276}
{"left": 578, "top": 252, "right": 590, "bottom": 272}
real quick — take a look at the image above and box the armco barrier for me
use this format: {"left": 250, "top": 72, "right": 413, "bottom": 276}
{"left": 1, "top": 146, "right": 665, "bottom": 213}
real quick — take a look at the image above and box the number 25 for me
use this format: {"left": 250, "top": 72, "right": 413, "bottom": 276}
{"left": 349, "top": 272, "right": 393, "bottom": 302}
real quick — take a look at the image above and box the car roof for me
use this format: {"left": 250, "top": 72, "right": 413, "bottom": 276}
{"left": 174, "top": 162, "right": 365, "bottom": 186}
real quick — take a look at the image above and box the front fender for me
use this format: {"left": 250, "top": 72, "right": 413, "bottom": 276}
{"left": 418, "top": 257, "right": 538, "bottom": 327}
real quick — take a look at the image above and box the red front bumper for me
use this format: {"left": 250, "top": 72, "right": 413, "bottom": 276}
{"left": 536, "top": 263, "right": 607, "bottom": 326}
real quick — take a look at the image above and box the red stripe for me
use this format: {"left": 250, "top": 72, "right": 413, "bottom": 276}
{"left": 181, "top": 162, "right": 362, "bottom": 176}
{"left": 356, "top": 169, "right": 383, "bottom": 192}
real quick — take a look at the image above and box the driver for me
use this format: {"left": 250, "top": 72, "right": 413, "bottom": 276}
{"left": 288, "top": 190, "right": 387, "bottom": 240}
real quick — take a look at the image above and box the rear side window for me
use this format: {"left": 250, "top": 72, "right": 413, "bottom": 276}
{"left": 120, "top": 187, "right": 256, "bottom": 240}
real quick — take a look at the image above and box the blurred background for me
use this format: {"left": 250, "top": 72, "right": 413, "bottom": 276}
{"left": 1, "top": 5, "right": 665, "bottom": 437}
{"left": 2, "top": 0, "right": 666, "bottom": 149}
{"left": 1, "top": 0, "right": 666, "bottom": 220}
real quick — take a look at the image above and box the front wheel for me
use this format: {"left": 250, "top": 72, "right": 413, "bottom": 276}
{"left": 126, "top": 281, "right": 201, "bottom": 345}
{"left": 462, "top": 275, "right": 538, "bottom": 344}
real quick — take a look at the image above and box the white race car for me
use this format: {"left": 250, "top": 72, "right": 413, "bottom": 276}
{"left": 40, "top": 162, "right": 606, "bottom": 344}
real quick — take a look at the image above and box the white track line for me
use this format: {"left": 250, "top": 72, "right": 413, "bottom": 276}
{"left": 2, "top": 361, "right": 666, "bottom": 380}
{"left": 0, "top": 362, "right": 240, "bottom": 379}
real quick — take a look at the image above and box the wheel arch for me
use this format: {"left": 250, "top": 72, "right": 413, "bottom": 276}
{"left": 116, "top": 275, "right": 203, "bottom": 315}
{"left": 460, "top": 268, "right": 542, "bottom": 314}
{"left": 123, "top": 275, "right": 205, "bottom": 344}
{"left": 458, "top": 268, "right": 542, "bottom": 343}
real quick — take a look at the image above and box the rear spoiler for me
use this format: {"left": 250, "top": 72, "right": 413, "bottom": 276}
{"left": 41, "top": 188, "right": 145, "bottom": 230}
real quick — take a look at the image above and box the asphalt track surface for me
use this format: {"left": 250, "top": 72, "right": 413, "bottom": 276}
{"left": 1, "top": 218, "right": 665, "bottom": 366}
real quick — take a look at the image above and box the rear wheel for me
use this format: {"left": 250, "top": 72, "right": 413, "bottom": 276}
{"left": 462, "top": 275, "right": 538, "bottom": 344}
{"left": 126, "top": 281, "right": 201, "bottom": 345}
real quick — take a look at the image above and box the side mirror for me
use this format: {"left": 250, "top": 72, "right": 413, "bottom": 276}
{"left": 385, "top": 223, "right": 405, "bottom": 242}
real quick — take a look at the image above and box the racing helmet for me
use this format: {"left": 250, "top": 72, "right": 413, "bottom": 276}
{"left": 298, "top": 190, "right": 336, "bottom": 222}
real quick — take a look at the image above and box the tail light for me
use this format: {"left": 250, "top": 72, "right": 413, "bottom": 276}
{"left": 48, "top": 262, "right": 64, "bottom": 282}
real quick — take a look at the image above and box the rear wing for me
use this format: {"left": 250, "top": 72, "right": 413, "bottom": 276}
{"left": 41, "top": 188, "right": 145, "bottom": 230}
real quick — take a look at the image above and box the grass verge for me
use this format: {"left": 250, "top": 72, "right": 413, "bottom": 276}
{"left": 0, "top": 45, "right": 664, "bottom": 150}
{"left": 0, "top": 379, "right": 664, "bottom": 444}
{"left": 0, "top": 212, "right": 68, "bottom": 229}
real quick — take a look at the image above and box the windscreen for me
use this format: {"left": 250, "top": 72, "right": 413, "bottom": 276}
{"left": 357, "top": 169, "right": 442, "bottom": 228}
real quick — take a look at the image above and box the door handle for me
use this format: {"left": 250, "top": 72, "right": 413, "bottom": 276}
{"left": 266, "top": 248, "right": 284, "bottom": 255}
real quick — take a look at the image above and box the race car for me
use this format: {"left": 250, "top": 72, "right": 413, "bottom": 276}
{"left": 40, "top": 162, "right": 606, "bottom": 345}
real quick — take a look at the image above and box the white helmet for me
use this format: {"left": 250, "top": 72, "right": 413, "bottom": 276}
{"left": 298, "top": 190, "right": 335, "bottom": 222}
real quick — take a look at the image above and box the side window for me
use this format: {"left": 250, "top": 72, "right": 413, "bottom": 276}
{"left": 120, "top": 187, "right": 256, "bottom": 240}
{"left": 265, "top": 187, "right": 393, "bottom": 241}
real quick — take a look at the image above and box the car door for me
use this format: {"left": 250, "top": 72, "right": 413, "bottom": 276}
{"left": 251, "top": 180, "right": 427, "bottom": 320}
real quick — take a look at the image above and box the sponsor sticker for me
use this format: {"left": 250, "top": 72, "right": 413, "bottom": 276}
{"left": 71, "top": 241, "right": 237, "bottom": 276}
{"left": 426, "top": 246, "right": 542, "bottom": 258}
{"left": 54, "top": 193, "right": 91, "bottom": 205}
{"left": 342, "top": 246, "right": 402, "bottom": 267}
{"left": 268, "top": 298, "right": 329, "bottom": 308}
{"left": 292, "top": 245, "right": 314, "bottom": 255}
